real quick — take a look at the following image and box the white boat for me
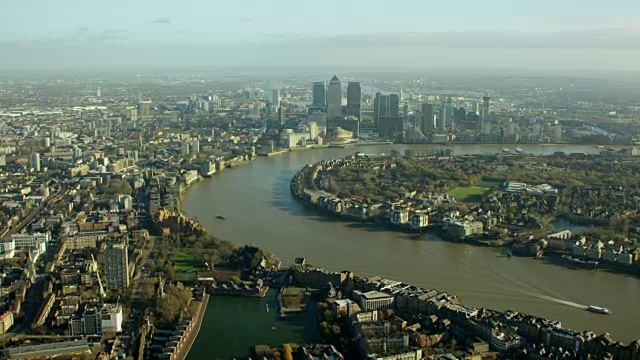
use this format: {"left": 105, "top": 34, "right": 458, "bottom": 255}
{"left": 515, "top": 147, "right": 524, "bottom": 153}
{"left": 587, "top": 305, "right": 611, "bottom": 315}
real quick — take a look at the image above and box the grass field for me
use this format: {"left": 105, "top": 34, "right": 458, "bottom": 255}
{"left": 175, "top": 248, "right": 200, "bottom": 271}
{"left": 448, "top": 186, "right": 490, "bottom": 201}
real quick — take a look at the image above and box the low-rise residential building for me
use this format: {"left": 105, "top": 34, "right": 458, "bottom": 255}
{"left": 354, "top": 290, "right": 394, "bottom": 311}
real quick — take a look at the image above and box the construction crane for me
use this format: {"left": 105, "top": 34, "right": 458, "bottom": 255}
{"left": 91, "top": 254, "right": 106, "bottom": 298}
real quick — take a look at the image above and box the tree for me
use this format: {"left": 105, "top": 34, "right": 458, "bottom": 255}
{"left": 230, "top": 275, "right": 242, "bottom": 285}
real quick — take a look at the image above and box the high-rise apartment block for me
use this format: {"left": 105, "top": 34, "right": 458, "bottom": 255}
{"left": 105, "top": 243, "right": 129, "bottom": 290}
{"left": 29, "top": 153, "right": 41, "bottom": 172}
{"left": 138, "top": 101, "right": 151, "bottom": 119}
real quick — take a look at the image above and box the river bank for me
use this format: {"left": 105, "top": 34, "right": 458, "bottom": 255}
{"left": 174, "top": 293, "right": 209, "bottom": 360}
{"left": 181, "top": 144, "right": 640, "bottom": 342}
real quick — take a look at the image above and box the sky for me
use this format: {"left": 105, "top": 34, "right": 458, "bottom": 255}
{"left": 1, "top": 0, "right": 640, "bottom": 71}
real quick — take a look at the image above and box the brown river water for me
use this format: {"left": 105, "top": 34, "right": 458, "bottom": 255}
{"left": 182, "top": 144, "right": 640, "bottom": 342}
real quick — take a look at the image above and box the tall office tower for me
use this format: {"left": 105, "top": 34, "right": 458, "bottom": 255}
{"left": 272, "top": 89, "right": 281, "bottom": 109}
{"left": 389, "top": 94, "right": 399, "bottom": 117}
{"left": 399, "top": 88, "right": 404, "bottom": 101}
{"left": 29, "top": 153, "right": 41, "bottom": 172}
{"left": 439, "top": 96, "right": 453, "bottom": 131}
{"left": 326, "top": 75, "right": 343, "bottom": 125}
{"left": 375, "top": 93, "right": 402, "bottom": 135}
{"left": 96, "top": 87, "right": 101, "bottom": 97}
{"left": 312, "top": 82, "right": 326, "bottom": 109}
{"left": 374, "top": 93, "right": 382, "bottom": 127}
{"left": 420, "top": 103, "right": 434, "bottom": 134}
{"left": 138, "top": 100, "right": 151, "bottom": 119}
{"left": 480, "top": 94, "right": 491, "bottom": 126}
{"left": 105, "top": 243, "right": 129, "bottom": 290}
{"left": 277, "top": 106, "right": 286, "bottom": 126}
{"left": 346, "top": 82, "right": 362, "bottom": 120}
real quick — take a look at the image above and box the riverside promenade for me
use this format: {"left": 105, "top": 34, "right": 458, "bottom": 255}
{"left": 175, "top": 292, "right": 210, "bottom": 360}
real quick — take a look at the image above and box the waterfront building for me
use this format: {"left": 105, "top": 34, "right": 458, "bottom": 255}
{"left": 410, "top": 213, "right": 429, "bottom": 229}
{"left": 443, "top": 219, "right": 483, "bottom": 239}
{"left": 346, "top": 82, "right": 362, "bottom": 121}
{"left": 293, "top": 268, "right": 353, "bottom": 287}
{"left": 326, "top": 75, "right": 343, "bottom": 125}
{"left": 308, "top": 121, "right": 318, "bottom": 140}
{"left": 390, "top": 209, "right": 409, "bottom": 224}
{"left": 105, "top": 242, "right": 129, "bottom": 290}
{"left": 353, "top": 290, "right": 394, "bottom": 311}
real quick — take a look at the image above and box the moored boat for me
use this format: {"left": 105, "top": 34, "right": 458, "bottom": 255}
{"left": 216, "top": 215, "right": 226, "bottom": 220}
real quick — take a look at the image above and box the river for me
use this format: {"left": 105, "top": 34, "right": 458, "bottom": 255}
{"left": 182, "top": 143, "right": 640, "bottom": 348}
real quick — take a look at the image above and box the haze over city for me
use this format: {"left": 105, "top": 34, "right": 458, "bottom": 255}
{"left": 2, "top": 1, "right": 640, "bottom": 359}
{"left": 1, "top": 0, "right": 640, "bottom": 72}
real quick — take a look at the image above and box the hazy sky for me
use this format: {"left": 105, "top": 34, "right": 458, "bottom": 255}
{"left": 1, "top": 0, "right": 639, "bottom": 71}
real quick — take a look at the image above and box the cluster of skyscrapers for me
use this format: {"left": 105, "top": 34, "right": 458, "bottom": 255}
{"left": 305, "top": 76, "right": 491, "bottom": 139}
{"left": 309, "top": 76, "right": 362, "bottom": 133}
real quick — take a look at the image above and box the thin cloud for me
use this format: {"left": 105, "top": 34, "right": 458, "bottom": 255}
{"left": 87, "top": 30, "right": 126, "bottom": 43}
{"left": 147, "top": 18, "right": 171, "bottom": 25}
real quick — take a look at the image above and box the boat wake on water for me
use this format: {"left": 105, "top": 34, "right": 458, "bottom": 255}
{"left": 447, "top": 256, "right": 589, "bottom": 310}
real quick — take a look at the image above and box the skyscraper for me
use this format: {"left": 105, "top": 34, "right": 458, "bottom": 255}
{"left": 420, "top": 103, "right": 434, "bottom": 134}
{"left": 480, "top": 95, "right": 491, "bottom": 126}
{"left": 346, "top": 82, "right": 361, "bottom": 120}
{"left": 389, "top": 94, "right": 399, "bottom": 117}
{"left": 29, "top": 153, "right": 41, "bottom": 172}
{"left": 375, "top": 93, "right": 402, "bottom": 135}
{"left": 326, "top": 75, "right": 343, "bottom": 125}
{"left": 312, "top": 82, "right": 326, "bottom": 109}
{"left": 272, "top": 89, "right": 281, "bottom": 109}
{"left": 277, "top": 106, "right": 286, "bottom": 126}
{"left": 105, "top": 243, "right": 129, "bottom": 290}
{"left": 439, "top": 96, "right": 453, "bottom": 131}
{"left": 138, "top": 101, "right": 151, "bottom": 119}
